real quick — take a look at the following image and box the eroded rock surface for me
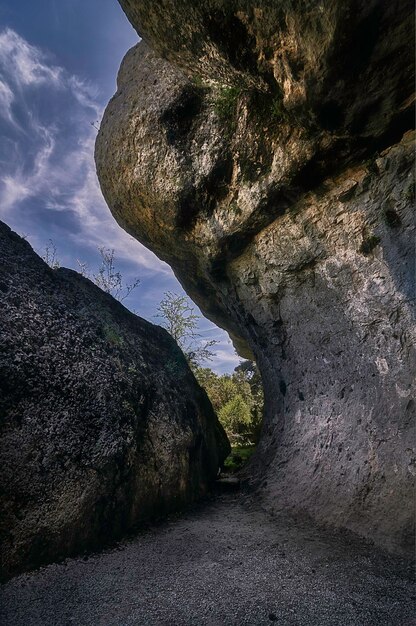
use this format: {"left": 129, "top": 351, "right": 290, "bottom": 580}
{"left": 0, "top": 222, "right": 229, "bottom": 581}
{"left": 96, "top": 0, "right": 415, "bottom": 554}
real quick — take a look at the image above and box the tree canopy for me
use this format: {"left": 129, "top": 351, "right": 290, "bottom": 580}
{"left": 156, "top": 291, "right": 264, "bottom": 443}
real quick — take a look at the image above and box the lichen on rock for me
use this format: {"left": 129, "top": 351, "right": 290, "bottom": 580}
{"left": 96, "top": 0, "right": 415, "bottom": 555}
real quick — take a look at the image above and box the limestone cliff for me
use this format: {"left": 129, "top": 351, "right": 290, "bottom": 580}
{"left": 96, "top": 0, "right": 415, "bottom": 554}
{"left": 0, "top": 222, "right": 229, "bottom": 581}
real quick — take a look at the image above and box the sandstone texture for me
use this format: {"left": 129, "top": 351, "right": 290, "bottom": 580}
{"left": 0, "top": 221, "right": 229, "bottom": 581}
{"left": 96, "top": 0, "right": 415, "bottom": 554}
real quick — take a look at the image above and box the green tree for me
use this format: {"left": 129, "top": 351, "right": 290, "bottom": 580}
{"left": 193, "top": 367, "right": 224, "bottom": 410}
{"left": 218, "top": 394, "right": 252, "bottom": 436}
{"left": 234, "top": 360, "right": 264, "bottom": 442}
{"left": 155, "top": 292, "right": 264, "bottom": 442}
{"left": 156, "top": 292, "right": 218, "bottom": 367}
{"left": 194, "top": 364, "right": 263, "bottom": 444}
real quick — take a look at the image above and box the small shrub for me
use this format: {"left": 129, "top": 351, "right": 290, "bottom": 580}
{"left": 270, "top": 93, "right": 289, "bottom": 122}
{"left": 103, "top": 324, "right": 123, "bottom": 346}
{"left": 41, "top": 240, "right": 60, "bottom": 270}
{"left": 155, "top": 292, "right": 218, "bottom": 368}
{"left": 214, "top": 86, "right": 241, "bottom": 131}
{"left": 224, "top": 445, "right": 256, "bottom": 473}
{"left": 248, "top": 88, "right": 289, "bottom": 129}
{"left": 81, "top": 247, "right": 140, "bottom": 302}
{"left": 191, "top": 75, "right": 207, "bottom": 89}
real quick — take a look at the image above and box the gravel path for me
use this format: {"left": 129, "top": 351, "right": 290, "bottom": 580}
{"left": 1, "top": 493, "right": 414, "bottom": 626}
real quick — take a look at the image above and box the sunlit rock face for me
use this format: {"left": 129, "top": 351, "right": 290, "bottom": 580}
{"left": 0, "top": 222, "right": 229, "bottom": 581}
{"left": 96, "top": 0, "right": 415, "bottom": 554}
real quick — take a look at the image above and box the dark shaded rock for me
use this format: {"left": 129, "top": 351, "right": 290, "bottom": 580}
{"left": 0, "top": 221, "right": 229, "bottom": 581}
{"left": 96, "top": 2, "right": 415, "bottom": 555}
{"left": 119, "top": 0, "right": 414, "bottom": 139}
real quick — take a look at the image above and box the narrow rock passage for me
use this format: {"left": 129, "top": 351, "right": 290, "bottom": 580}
{"left": 1, "top": 494, "right": 414, "bottom": 626}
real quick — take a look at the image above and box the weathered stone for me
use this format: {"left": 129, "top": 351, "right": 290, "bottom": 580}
{"left": 0, "top": 221, "right": 229, "bottom": 581}
{"left": 119, "top": 0, "right": 414, "bottom": 138}
{"left": 96, "top": 1, "right": 415, "bottom": 555}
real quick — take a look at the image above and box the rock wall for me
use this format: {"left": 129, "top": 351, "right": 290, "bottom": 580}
{"left": 96, "top": 0, "right": 415, "bottom": 554}
{"left": 0, "top": 221, "right": 229, "bottom": 581}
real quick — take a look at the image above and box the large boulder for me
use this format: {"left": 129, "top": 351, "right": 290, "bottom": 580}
{"left": 119, "top": 0, "right": 413, "bottom": 138}
{"left": 0, "top": 221, "right": 229, "bottom": 581}
{"left": 96, "top": 0, "right": 415, "bottom": 555}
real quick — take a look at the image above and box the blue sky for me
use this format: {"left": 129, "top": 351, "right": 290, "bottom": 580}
{"left": 0, "top": 0, "right": 240, "bottom": 373}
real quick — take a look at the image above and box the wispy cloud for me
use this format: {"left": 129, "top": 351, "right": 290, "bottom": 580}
{"left": 0, "top": 27, "right": 238, "bottom": 373}
{"left": 0, "top": 79, "right": 14, "bottom": 122}
{"left": 1, "top": 122, "right": 55, "bottom": 210}
{"left": 0, "top": 27, "right": 63, "bottom": 88}
{"left": 214, "top": 348, "right": 242, "bottom": 367}
{"left": 0, "top": 27, "right": 168, "bottom": 273}
{"left": 68, "top": 76, "right": 100, "bottom": 115}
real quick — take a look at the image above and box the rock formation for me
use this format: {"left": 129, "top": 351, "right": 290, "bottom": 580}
{"left": 0, "top": 221, "right": 229, "bottom": 581}
{"left": 96, "top": 0, "right": 415, "bottom": 554}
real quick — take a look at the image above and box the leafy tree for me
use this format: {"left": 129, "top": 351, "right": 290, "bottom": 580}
{"left": 192, "top": 367, "right": 224, "bottom": 410}
{"left": 156, "top": 292, "right": 218, "bottom": 367}
{"left": 194, "top": 368, "right": 239, "bottom": 411}
{"left": 234, "top": 360, "right": 264, "bottom": 441}
{"left": 218, "top": 394, "right": 252, "bottom": 436}
{"left": 194, "top": 361, "right": 264, "bottom": 444}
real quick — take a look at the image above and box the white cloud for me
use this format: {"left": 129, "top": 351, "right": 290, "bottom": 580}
{"left": 207, "top": 346, "right": 242, "bottom": 375}
{"left": 68, "top": 75, "right": 100, "bottom": 117}
{"left": 0, "top": 27, "right": 99, "bottom": 123}
{"left": 0, "top": 28, "right": 63, "bottom": 89}
{"left": 1, "top": 121, "right": 55, "bottom": 210}
{"left": 0, "top": 28, "right": 238, "bottom": 372}
{"left": 0, "top": 28, "right": 169, "bottom": 275}
{"left": 0, "top": 79, "right": 14, "bottom": 122}
{"left": 213, "top": 348, "right": 241, "bottom": 365}
{"left": 1, "top": 174, "right": 30, "bottom": 209}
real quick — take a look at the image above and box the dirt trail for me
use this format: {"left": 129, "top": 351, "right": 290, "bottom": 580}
{"left": 1, "top": 493, "right": 414, "bottom": 626}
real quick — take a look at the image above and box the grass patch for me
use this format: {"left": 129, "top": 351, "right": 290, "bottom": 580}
{"left": 191, "top": 75, "right": 208, "bottom": 89}
{"left": 214, "top": 86, "right": 241, "bottom": 133}
{"left": 248, "top": 89, "right": 289, "bottom": 129}
{"left": 224, "top": 445, "right": 256, "bottom": 473}
{"left": 270, "top": 93, "right": 289, "bottom": 122}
